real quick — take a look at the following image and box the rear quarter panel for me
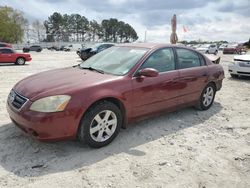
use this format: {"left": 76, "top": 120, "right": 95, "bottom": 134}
{"left": 207, "top": 63, "right": 224, "bottom": 91}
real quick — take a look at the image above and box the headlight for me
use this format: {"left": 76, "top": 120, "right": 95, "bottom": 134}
{"left": 30, "top": 95, "right": 71, "bottom": 112}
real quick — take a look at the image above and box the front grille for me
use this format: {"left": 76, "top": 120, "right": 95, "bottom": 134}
{"left": 237, "top": 71, "right": 250, "bottom": 75}
{"left": 8, "top": 90, "right": 28, "bottom": 110}
{"left": 239, "top": 62, "right": 250, "bottom": 67}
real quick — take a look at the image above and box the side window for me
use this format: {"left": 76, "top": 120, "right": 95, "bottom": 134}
{"left": 176, "top": 48, "right": 201, "bottom": 69}
{"left": 198, "top": 54, "right": 206, "bottom": 66}
{"left": 97, "top": 45, "right": 106, "bottom": 52}
{"left": 1, "top": 49, "right": 13, "bottom": 54}
{"left": 0, "top": 44, "right": 4, "bottom": 47}
{"left": 140, "top": 48, "right": 175, "bottom": 73}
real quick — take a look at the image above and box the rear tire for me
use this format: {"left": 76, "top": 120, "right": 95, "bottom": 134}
{"left": 15, "top": 57, "right": 26, "bottom": 65}
{"left": 77, "top": 101, "right": 122, "bottom": 148}
{"left": 196, "top": 83, "right": 216, "bottom": 110}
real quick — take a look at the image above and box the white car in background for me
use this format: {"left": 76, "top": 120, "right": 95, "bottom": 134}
{"left": 228, "top": 51, "right": 250, "bottom": 78}
{"left": 197, "top": 44, "right": 218, "bottom": 55}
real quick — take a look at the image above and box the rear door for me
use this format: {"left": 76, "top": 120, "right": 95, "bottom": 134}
{"left": 175, "top": 48, "right": 208, "bottom": 104}
{"left": 131, "top": 48, "right": 182, "bottom": 117}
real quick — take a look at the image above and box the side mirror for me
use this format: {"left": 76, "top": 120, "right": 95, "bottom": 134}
{"left": 138, "top": 68, "right": 159, "bottom": 77}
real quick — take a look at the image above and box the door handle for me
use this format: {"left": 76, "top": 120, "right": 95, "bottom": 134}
{"left": 164, "top": 79, "right": 179, "bottom": 85}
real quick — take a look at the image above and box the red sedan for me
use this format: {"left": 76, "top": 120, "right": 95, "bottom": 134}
{"left": 223, "top": 44, "right": 242, "bottom": 54}
{"left": 0, "top": 42, "right": 12, "bottom": 48}
{"left": 7, "top": 43, "right": 224, "bottom": 147}
{"left": 0, "top": 47, "right": 32, "bottom": 65}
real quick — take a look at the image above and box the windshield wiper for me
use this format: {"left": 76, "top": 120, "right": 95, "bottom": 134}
{"left": 80, "top": 66, "right": 104, "bottom": 74}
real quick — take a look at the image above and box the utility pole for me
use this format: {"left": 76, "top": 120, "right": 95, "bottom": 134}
{"left": 144, "top": 30, "right": 147, "bottom": 42}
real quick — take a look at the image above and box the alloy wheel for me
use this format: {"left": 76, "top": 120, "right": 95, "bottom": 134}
{"left": 89, "top": 110, "right": 117, "bottom": 142}
{"left": 17, "top": 58, "right": 25, "bottom": 65}
{"left": 202, "top": 86, "right": 214, "bottom": 107}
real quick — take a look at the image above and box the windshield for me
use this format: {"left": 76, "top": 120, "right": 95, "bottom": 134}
{"left": 84, "top": 43, "right": 101, "bottom": 50}
{"left": 80, "top": 46, "right": 148, "bottom": 75}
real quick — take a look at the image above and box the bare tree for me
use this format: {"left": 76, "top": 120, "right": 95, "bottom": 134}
{"left": 32, "top": 19, "right": 45, "bottom": 42}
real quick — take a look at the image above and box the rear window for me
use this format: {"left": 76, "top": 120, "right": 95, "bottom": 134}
{"left": 0, "top": 49, "right": 13, "bottom": 54}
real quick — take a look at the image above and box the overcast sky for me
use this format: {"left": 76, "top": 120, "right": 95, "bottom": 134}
{"left": 2, "top": 0, "right": 250, "bottom": 42}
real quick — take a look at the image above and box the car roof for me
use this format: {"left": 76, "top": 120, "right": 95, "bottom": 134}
{"left": 0, "top": 47, "right": 13, "bottom": 50}
{"left": 117, "top": 43, "right": 193, "bottom": 50}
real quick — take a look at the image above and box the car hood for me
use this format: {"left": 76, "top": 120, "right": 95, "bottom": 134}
{"left": 234, "top": 55, "right": 250, "bottom": 61}
{"left": 14, "top": 67, "right": 118, "bottom": 101}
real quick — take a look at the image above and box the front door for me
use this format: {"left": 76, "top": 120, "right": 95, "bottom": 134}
{"left": 0, "top": 49, "right": 13, "bottom": 63}
{"left": 131, "top": 48, "right": 181, "bottom": 118}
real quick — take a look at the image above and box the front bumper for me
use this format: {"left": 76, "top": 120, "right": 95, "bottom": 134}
{"left": 228, "top": 64, "right": 250, "bottom": 76}
{"left": 7, "top": 101, "right": 80, "bottom": 141}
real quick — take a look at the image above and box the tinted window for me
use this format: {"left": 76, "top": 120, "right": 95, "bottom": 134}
{"left": 198, "top": 54, "right": 206, "bottom": 66}
{"left": 0, "top": 44, "right": 5, "bottom": 47}
{"left": 98, "top": 45, "right": 107, "bottom": 51}
{"left": 176, "top": 48, "right": 201, "bottom": 69}
{"left": 140, "top": 48, "right": 175, "bottom": 72}
{"left": 0, "top": 49, "right": 13, "bottom": 54}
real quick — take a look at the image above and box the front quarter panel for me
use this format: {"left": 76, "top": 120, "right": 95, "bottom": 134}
{"left": 71, "top": 76, "right": 133, "bottom": 129}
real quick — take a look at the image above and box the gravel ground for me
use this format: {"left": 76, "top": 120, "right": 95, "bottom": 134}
{"left": 0, "top": 50, "right": 249, "bottom": 188}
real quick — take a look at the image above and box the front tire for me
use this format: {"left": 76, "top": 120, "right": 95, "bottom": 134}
{"left": 230, "top": 74, "right": 238, "bottom": 78}
{"left": 77, "top": 101, "right": 122, "bottom": 148}
{"left": 196, "top": 83, "right": 216, "bottom": 110}
{"left": 15, "top": 57, "right": 26, "bottom": 65}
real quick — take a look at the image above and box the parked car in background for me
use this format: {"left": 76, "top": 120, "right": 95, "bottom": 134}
{"left": 0, "top": 42, "right": 12, "bottom": 48}
{"left": 218, "top": 44, "right": 228, "bottom": 50}
{"left": 228, "top": 50, "right": 250, "bottom": 77}
{"left": 59, "top": 45, "right": 73, "bottom": 52}
{"left": 78, "top": 43, "right": 114, "bottom": 61}
{"left": 47, "top": 45, "right": 59, "bottom": 51}
{"left": 23, "top": 45, "right": 42, "bottom": 52}
{"left": 192, "top": 44, "right": 201, "bottom": 50}
{"left": 0, "top": 47, "right": 31, "bottom": 65}
{"left": 7, "top": 43, "right": 224, "bottom": 148}
{"left": 68, "top": 44, "right": 83, "bottom": 51}
{"left": 196, "top": 44, "right": 218, "bottom": 55}
{"left": 223, "top": 44, "right": 243, "bottom": 54}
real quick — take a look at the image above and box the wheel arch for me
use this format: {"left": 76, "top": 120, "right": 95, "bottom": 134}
{"left": 16, "top": 56, "right": 25, "bottom": 61}
{"left": 208, "top": 81, "right": 216, "bottom": 88}
{"left": 15, "top": 56, "right": 26, "bottom": 64}
{"left": 80, "top": 97, "right": 127, "bottom": 129}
